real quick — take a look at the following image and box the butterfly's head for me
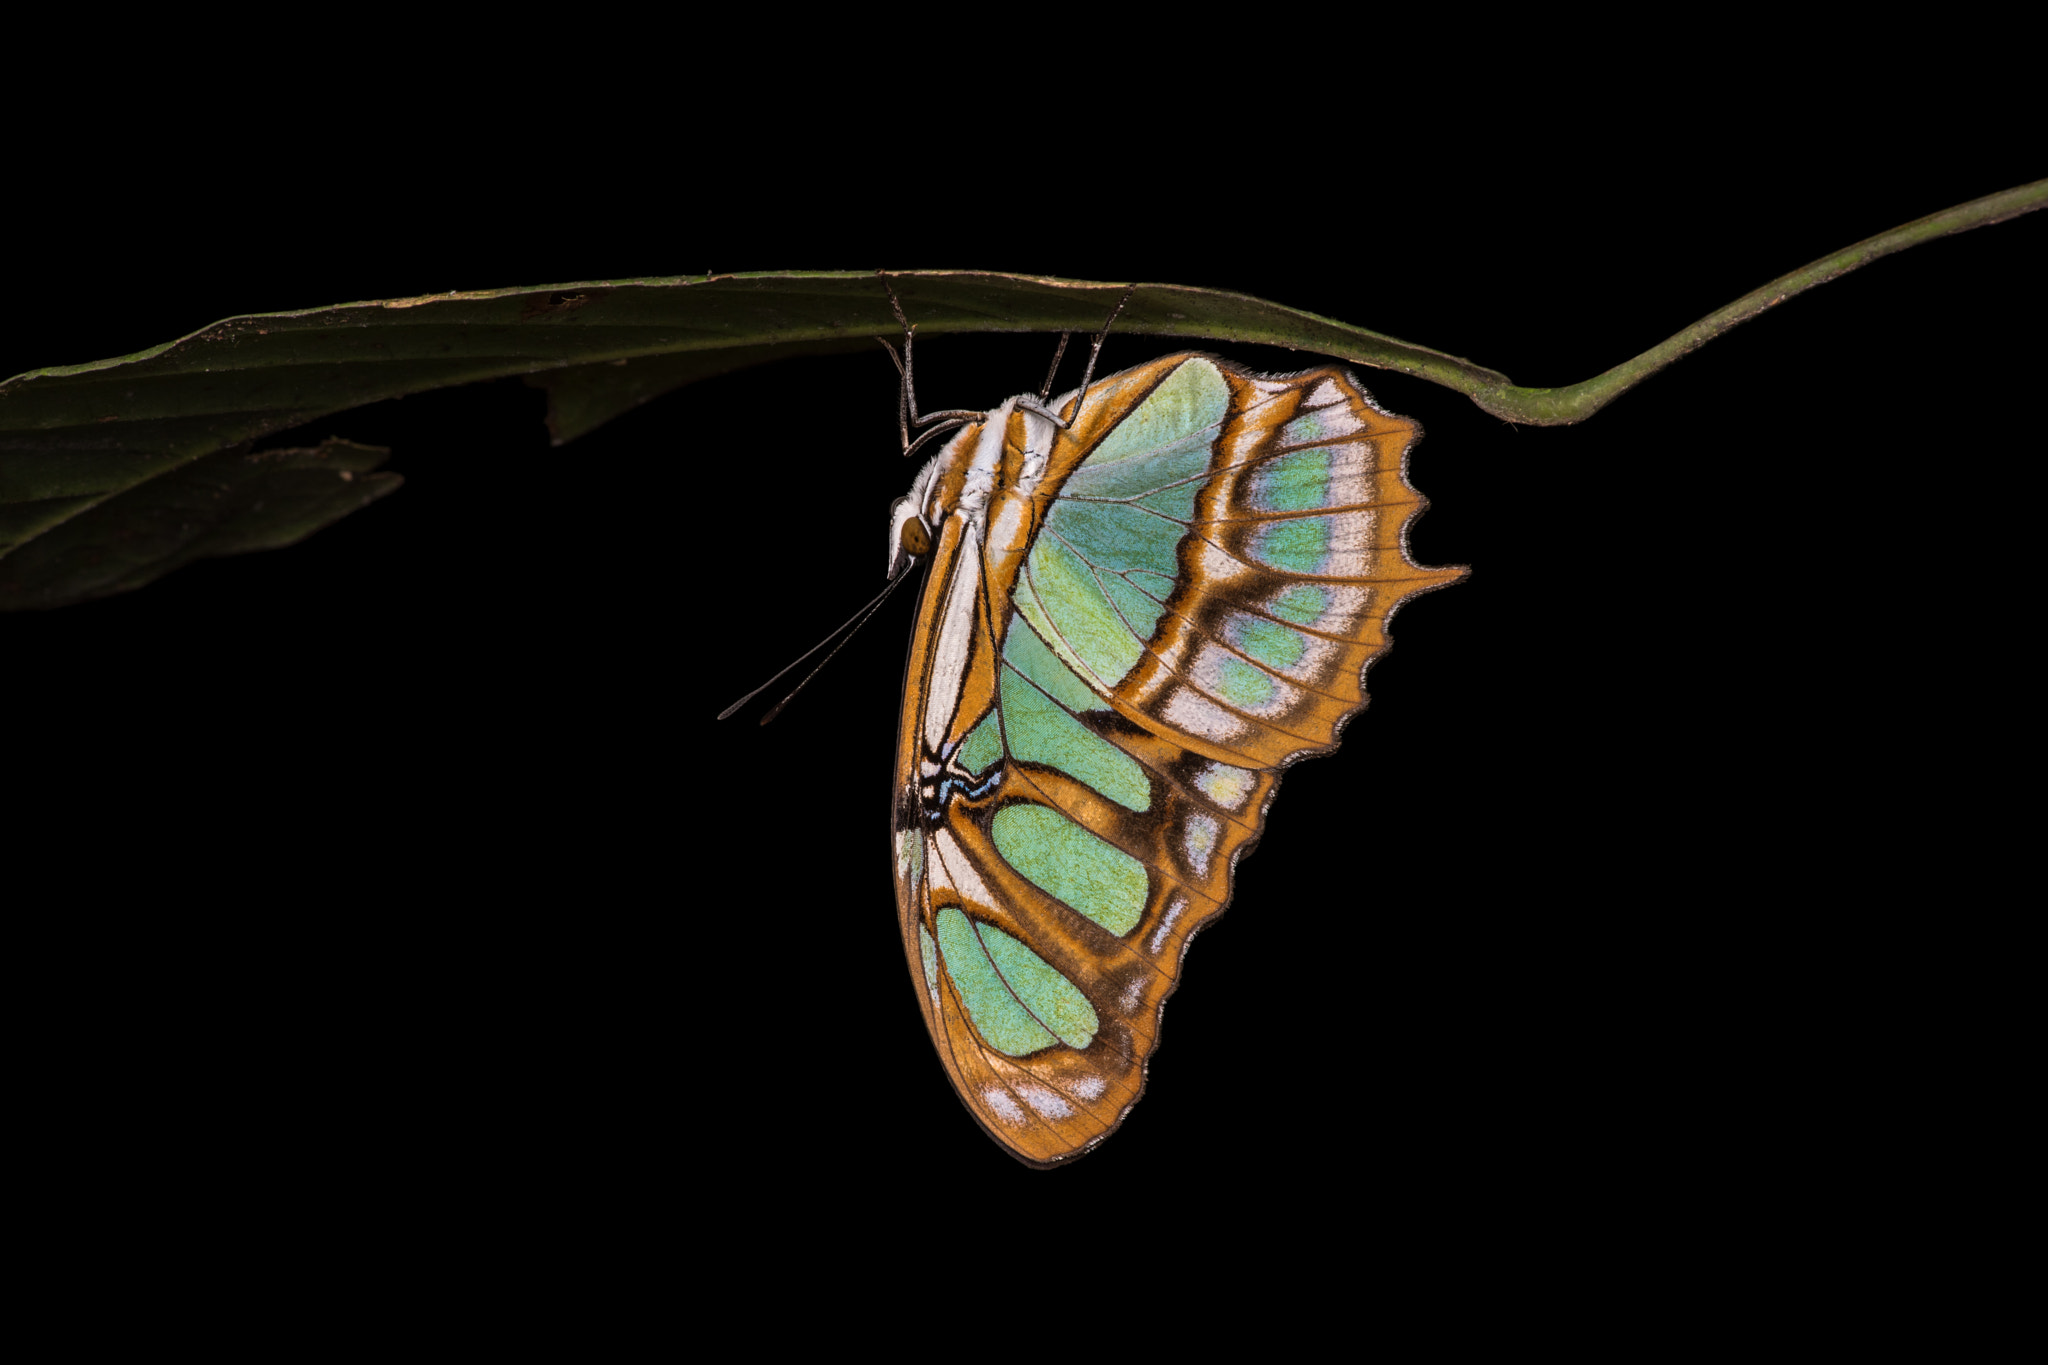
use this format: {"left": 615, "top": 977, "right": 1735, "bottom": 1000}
{"left": 880, "top": 439, "right": 942, "bottom": 581}
{"left": 886, "top": 481, "right": 935, "bottom": 579}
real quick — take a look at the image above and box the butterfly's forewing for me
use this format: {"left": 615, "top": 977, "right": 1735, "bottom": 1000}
{"left": 893, "top": 354, "right": 1463, "bottom": 1166}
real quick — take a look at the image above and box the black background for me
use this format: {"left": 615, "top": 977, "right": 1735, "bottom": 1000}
{"left": 8, "top": 116, "right": 2038, "bottom": 1270}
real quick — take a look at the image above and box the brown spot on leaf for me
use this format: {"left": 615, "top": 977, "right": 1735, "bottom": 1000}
{"left": 521, "top": 289, "right": 609, "bottom": 321}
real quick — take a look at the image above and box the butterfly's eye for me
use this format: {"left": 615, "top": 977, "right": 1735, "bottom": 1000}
{"left": 899, "top": 518, "right": 932, "bottom": 556}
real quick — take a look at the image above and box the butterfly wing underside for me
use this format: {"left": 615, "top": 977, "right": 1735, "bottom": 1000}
{"left": 892, "top": 354, "right": 1463, "bottom": 1166}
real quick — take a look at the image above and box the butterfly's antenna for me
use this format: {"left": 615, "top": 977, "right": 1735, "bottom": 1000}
{"left": 1065, "top": 286, "right": 1135, "bottom": 428}
{"left": 716, "top": 566, "right": 921, "bottom": 724}
{"left": 1038, "top": 332, "right": 1072, "bottom": 402}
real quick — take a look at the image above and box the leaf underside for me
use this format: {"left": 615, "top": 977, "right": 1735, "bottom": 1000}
{"left": 0, "top": 438, "right": 397, "bottom": 609}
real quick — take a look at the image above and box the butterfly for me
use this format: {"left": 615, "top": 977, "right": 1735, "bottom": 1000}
{"left": 877, "top": 302, "right": 1466, "bottom": 1167}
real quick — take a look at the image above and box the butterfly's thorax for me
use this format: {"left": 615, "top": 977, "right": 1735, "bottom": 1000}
{"left": 896, "top": 397, "right": 1066, "bottom": 807}
{"left": 886, "top": 353, "right": 1463, "bottom": 1168}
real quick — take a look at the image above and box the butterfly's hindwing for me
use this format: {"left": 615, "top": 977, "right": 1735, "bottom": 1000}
{"left": 892, "top": 354, "right": 1462, "bottom": 1166}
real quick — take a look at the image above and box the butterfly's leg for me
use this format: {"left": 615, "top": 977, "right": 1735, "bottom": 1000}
{"left": 875, "top": 336, "right": 913, "bottom": 454}
{"left": 876, "top": 334, "right": 981, "bottom": 458}
{"left": 878, "top": 279, "right": 984, "bottom": 455}
{"left": 1023, "top": 287, "right": 1135, "bottom": 432}
{"left": 1037, "top": 332, "right": 1073, "bottom": 402}
{"left": 1067, "top": 287, "right": 1135, "bottom": 426}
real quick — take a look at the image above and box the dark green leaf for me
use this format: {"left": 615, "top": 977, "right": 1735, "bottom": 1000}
{"left": 0, "top": 271, "right": 1499, "bottom": 609}
{"left": 5, "top": 174, "right": 2042, "bottom": 610}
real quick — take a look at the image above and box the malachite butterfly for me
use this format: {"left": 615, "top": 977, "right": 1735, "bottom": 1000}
{"left": 885, "top": 342, "right": 1464, "bottom": 1167}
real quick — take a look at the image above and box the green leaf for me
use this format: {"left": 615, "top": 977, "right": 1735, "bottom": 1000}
{"left": 0, "top": 272, "right": 1501, "bottom": 610}
{"left": 4, "top": 177, "right": 2041, "bottom": 609}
